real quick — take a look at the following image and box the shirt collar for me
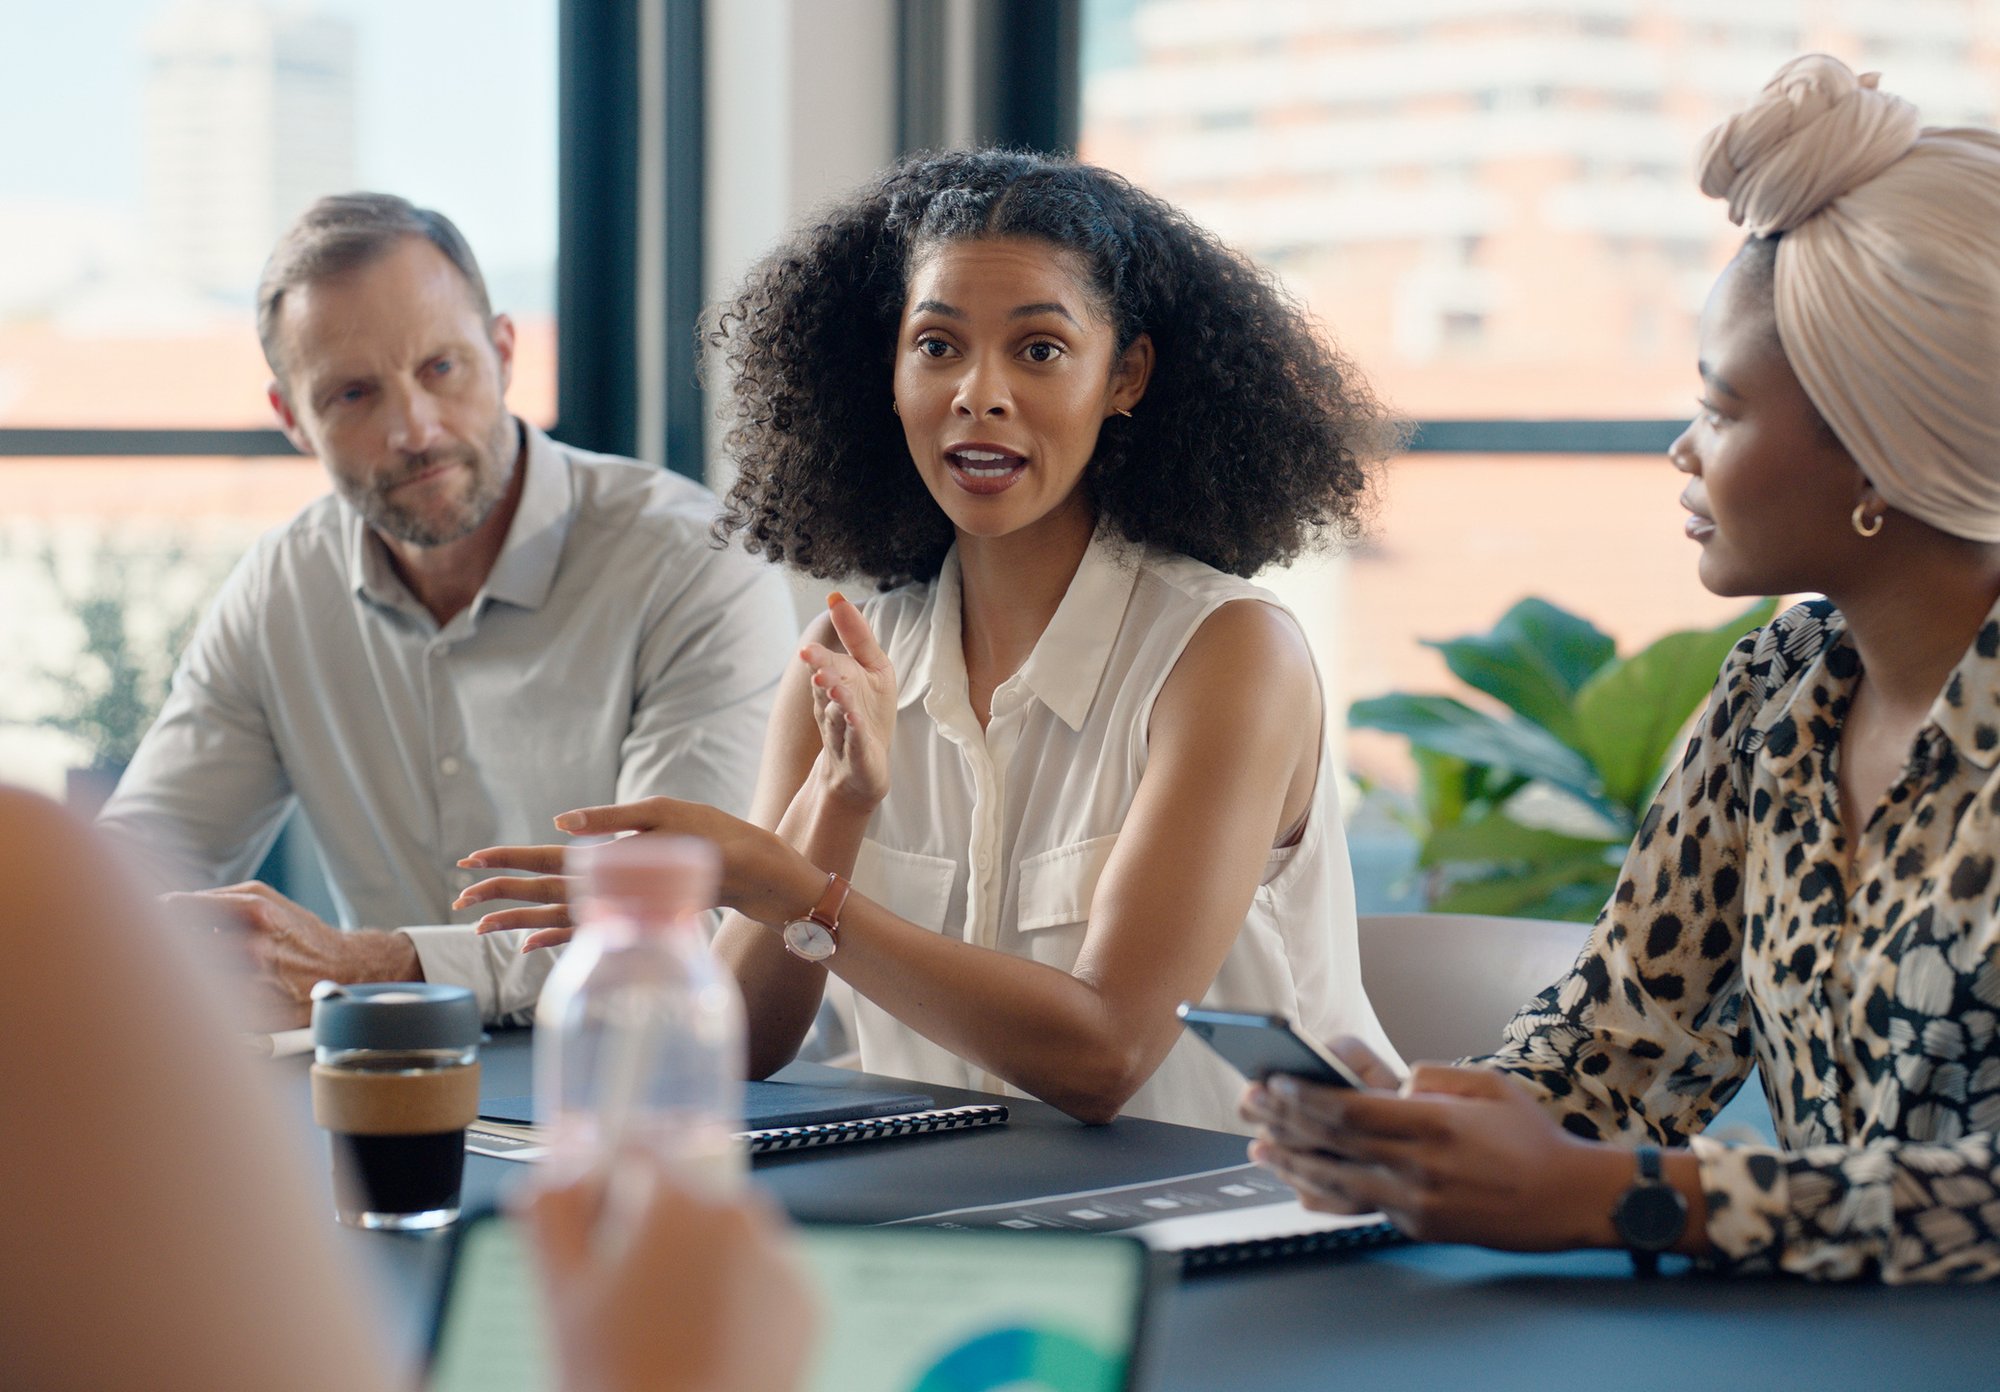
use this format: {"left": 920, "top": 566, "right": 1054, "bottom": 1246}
{"left": 1926, "top": 590, "right": 2000, "bottom": 771}
{"left": 346, "top": 418, "right": 573, "bottom": 616}
{"left": 894, "top": 551, "right": 957, "bottom": 714}
{"left": 1011, "top": 531, "right": 1143, "bottom": 731}
{"left": 1748, "top": 591, "right": 2000, "bottom": 780}
{"left": 896, "top": 529, "right": 1142, "bottom": 734}
{"left": 478, "top": 421, "right": 574, "bottom": 612}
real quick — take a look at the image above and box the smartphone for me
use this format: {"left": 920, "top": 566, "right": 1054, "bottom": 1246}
{"left": 1176, "top": 1004, "right": 1367, "bottom": 1089}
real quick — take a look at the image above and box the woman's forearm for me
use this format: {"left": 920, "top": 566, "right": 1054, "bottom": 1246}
{"left": 718, "top": 767, "right": 877, "bottom": 1076}
{"left": 822, "top": 896, "right": 1160, "bottom": 1123}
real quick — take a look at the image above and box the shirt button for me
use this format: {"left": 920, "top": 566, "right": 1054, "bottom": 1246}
{"left": 439, "top": 755, "right": 462, "bottom": 776}
{"left": 975, "top": 851, "right": 992, "bottom": 872}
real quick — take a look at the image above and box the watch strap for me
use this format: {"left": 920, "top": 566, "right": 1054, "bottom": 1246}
{"left": 807, "top": 872, "right": 851, "bottom": 933}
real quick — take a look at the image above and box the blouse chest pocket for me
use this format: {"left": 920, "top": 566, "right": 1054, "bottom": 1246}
{"left": 1015, "top": 834, "right": 1120, "bottom": 968}
{"left": 849, "top": 838, "right": 958, "bottom": 936}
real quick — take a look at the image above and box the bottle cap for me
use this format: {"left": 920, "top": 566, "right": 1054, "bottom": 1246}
{"left": 568, "top": 834, "right": 720, "bottom": 925}
{"left": 310, "top": 980, "right": 481, "bottom": 1052}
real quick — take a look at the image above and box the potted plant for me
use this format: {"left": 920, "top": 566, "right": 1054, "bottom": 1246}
{"left": 1350, "top": 596, "right": 1775, "bottom": 921}
{"left": 16, "top": 537, "right": 223, "bottom": 814}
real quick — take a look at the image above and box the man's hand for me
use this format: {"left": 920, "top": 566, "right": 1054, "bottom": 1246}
{"left": 160, "top": 882, "right": 421, "bottom": 1028}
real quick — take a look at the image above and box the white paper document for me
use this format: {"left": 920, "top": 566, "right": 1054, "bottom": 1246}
{"left": 887, "top": 1162, "right": 1391, "bottom": 1255}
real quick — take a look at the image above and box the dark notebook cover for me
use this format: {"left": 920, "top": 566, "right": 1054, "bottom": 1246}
{"left": 479, "top": 1081, "right": 937, "bottom": 1132}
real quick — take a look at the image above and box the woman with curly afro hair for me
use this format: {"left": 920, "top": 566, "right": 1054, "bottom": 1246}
{"left": 461, "top": 149, "right": 1403, "bottom": 1129}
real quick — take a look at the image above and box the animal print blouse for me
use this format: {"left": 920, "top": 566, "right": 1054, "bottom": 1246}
{"left": 1473, "top": 598, "right": 2000, "bottom": 1282}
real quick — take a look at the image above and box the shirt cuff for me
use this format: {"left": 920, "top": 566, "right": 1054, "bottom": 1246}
{"left": 1689, "top": 1134, "right": 1789, "bottom": 1272}
{"left": 400, "top": 924, "right": 563, "bottom": 1027}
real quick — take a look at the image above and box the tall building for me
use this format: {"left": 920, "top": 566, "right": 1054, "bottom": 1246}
{"left": 142, "top": 0, "right": 356, "bottom": 302}
{"left": 1083, "top": 0, "right": 2000, "bottom": 418}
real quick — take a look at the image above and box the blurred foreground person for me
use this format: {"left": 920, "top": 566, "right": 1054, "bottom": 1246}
{"left": 0, "top": 786, "right": 811, "bottom": 1392}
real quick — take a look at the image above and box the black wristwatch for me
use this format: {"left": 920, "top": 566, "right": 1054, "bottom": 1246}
{"left": 1611, "top": 1145, "right": 1688, "bottom": 1277}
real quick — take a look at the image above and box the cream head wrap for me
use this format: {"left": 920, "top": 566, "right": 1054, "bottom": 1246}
{"left": 1696, "top": 54, "right": 2000, "bottom": 541}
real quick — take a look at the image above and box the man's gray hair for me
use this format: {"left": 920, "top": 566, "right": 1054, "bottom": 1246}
{"left": 256, "top": 192, "right": 493, "bottom": 379}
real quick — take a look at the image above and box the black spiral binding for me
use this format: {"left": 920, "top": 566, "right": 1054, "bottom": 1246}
{"left": 1175, "top": 1219, "right": 1404, "bottom": 1273}
{"left": 743, "top": 1104, "right": 1010, "bottom": 1154}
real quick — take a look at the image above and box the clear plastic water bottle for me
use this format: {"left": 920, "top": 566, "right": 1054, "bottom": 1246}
{"left": 534, "top": 835, "right": 746, "bottom": 1193}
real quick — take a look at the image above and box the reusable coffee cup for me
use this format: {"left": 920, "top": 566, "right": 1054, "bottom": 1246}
{"left": 310, "top": 981, "right": 482, "bottom": 1231}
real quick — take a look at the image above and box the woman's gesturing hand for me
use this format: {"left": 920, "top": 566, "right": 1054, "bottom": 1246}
{"left": 456, "top": 797, "right": 819, "bottom": 950}
{"left": 1240, "top": 1038, "right": 1628, "bottom": 1252}
{"left": 521, "top": 1164, "right": 816, "bottom": 1392}
{"left": 800, "top": 593, "right": 897, "bottom": 812}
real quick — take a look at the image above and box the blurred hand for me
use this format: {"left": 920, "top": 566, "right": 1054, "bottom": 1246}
{"left": 521, "top": 1166, "right": 816, "bottom": 1392}
{"left": 457, "top": 798, "right": 818, "bottom": 950}
{"left": 1240, "top": 1039, "right": 1624, "bottom": 1251}
{"left": 799, "top": 593, "right": 897, "bottom": 812}
{"left": 160, "top": 881, "right": 418, "bottom": 1028}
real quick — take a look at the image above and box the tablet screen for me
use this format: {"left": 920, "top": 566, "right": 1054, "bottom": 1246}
{"left": 429, "top": 1212, "right": 1153, "bottom": 1392}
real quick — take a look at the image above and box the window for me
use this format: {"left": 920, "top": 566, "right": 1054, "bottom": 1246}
{"left": 1079, "top": 0, "right": 1998, "bottom": 903}
{"left": 1, "top": 0, "right": 558, "bottom": 793}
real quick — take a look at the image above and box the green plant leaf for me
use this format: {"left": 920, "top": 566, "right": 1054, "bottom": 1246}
{"left": 1349, "top": 693, "right": 1611, "bottom": 816}
{"left": 1571, "top": 598, "right": 1778, "bottom": 815}
{"left": 1418, "top": 806, "right": 1622, "bottom": 872}
{"left": 1410, "top": 748, "right": 1474, "bottom": 834}
{"left": 1421, "top": 598, "right": 1617, "bottom": 745}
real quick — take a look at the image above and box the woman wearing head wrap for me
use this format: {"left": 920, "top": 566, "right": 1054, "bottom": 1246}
{"left": 1245, "top": 54, "right": 2000, "bottom": 1282}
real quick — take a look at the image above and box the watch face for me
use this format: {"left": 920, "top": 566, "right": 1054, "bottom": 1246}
{"left": 783, "top": 917, "right": 836, "bottom": 961}
{"left": 1616, "top": 1183, "right": 1688, "bottom": 1251}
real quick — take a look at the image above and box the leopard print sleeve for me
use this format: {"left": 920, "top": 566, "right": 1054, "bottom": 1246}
{"left": 1688, "top": 1133, "right": 2000, "bottom": 1282}
{"left": 1468, "top": 622, "right": 1771, "bottom": 1147}
{"left": 1478, "top": 598, "right": 2000, "bottom": 1281}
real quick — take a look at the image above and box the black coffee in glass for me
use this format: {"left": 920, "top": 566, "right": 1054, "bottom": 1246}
{"left": 310, "top": 984, "right": 483, "bottom": 1231}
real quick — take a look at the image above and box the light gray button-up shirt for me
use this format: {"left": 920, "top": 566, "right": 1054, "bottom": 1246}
{"left": 99, "top": 421, "right": 797, "bottom": 1022}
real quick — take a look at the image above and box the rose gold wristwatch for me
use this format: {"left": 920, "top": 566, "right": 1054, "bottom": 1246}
{"left": 780, "top": 872, "right": 852, "bottom": 962}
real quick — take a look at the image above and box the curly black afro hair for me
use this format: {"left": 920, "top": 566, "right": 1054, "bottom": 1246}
{"left": 705, "top": 148, "right": 1397, "bottom": 588}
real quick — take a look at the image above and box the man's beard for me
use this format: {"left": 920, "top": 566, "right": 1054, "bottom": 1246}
{"left": 343, "top": 436, "right": 513, "bottom": 548}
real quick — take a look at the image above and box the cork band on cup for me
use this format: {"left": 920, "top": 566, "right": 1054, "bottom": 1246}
{"left": 310, "top": 1062, "right": 483, "bottom": 1136}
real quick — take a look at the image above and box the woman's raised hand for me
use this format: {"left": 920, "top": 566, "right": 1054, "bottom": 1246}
{"left": 456, "top": 797, "right": 820, "bottom": 949}
{"left": 800, "top": 593, "right": 898, "bottom": 812}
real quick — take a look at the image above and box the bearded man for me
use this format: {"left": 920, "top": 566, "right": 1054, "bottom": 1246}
{"left": 98, "top": 193, "right": 795, "bottom": 1025}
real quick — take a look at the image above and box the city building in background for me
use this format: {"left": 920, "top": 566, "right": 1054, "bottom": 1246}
{"left": 1, "top": 0, "right": 556, "bottom": 792}
{"left": 8, "top": 0, "right": 2000, "bottom": 850}
{"left": 144, "top": 0, "right": 357, "bottom": 304}
{"left": 1081, "top": 0, "right": 2000, "bottom": 799}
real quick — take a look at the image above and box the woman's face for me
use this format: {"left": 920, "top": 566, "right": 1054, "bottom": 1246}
{"left": 1670, "top": 252, "right": 1867, "bottom": 598}
{"left": 893, "top": 236, "right": 1151, "bottom": 549}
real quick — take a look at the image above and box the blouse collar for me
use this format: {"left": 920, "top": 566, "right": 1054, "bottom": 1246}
{"left": 897, "top": 528, "right": 1145, "bottom": 733}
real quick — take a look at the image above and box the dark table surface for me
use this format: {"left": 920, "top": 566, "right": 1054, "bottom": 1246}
{"left": 289, "top": 1030, "right": 2000, "bottom": 1392}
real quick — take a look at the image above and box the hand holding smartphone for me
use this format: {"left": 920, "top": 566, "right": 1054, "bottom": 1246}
{"left": 1176, "top": 1004, "right": 1369, "bottom": 1089}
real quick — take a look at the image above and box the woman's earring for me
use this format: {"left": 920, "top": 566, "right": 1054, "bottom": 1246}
{"left": 1851, "top": 501, "right": 1883, "bottom": 538}
{"left": 1114, "top": 406, "right": 1133, "bottom": 419}
{"left": 891, "top": 400, "right": 900, "bottom": 416}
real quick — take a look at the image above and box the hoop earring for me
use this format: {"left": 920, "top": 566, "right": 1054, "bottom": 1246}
{"left": 891, "top": 401, "right": 900, "bottom": 416}
{"left": 1852, "top": 502, "right": 1883, "bottom": 538}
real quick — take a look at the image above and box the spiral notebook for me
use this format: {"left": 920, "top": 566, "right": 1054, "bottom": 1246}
{"left": 885, "top": 1162, "right": 1402, "bottom": 1271}
{"left": 466, "top": 1082, "right": 1008, "bottom": 1162}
